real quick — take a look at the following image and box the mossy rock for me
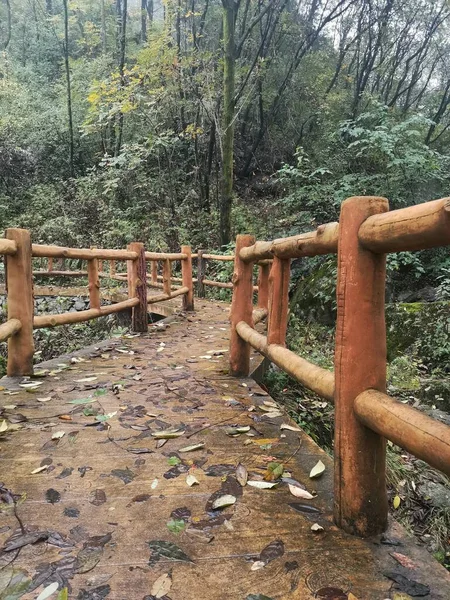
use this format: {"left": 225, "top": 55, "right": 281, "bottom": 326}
{"left": 386, "top": 301, "right": 450, "bottom": 371}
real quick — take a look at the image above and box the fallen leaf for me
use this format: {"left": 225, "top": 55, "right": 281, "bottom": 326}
{"left": 95, "top": 411, "right": 117, "bottom": 422}
{"left": 0, "top": 420, "right": 8, "bottom": 433}
{"left": 52, "top": 431, "right": 65, "bottom": 440}
{"left": 148, "top": 540, "right": 193, "bottom": 566}
{"left": 37, "top": 397, "right": 52, "bottom": 402}
{"left": 383, "top": 572, "right": 429, "bottom": 596}
{"left": 89, "top": 489, "right": 107, "bottom": 506}
{"left": 166, "top": 518, "right": 186, "bottom": 534}
{"left": 236, "top": 463, "right": 248, "bottom": 487}
{"left": 74, "top": 377, "right": 98, "bottom": 383}
{"left": 311, "top": 523, "right": 324, "bottom": 532}
{"left": 31, "top": 466, "right": 48, "bottom": 474}
{"left": 179, "top": 443, "right": 205, "bottom": 453}
{"left": 46, "top": 489, "right": 61, "bottom": 504}
{"left": 264, "top": 462, "right": 284, "bottom": 481}
{"left": 392, "top": 593, "right": 413, "bottom": 600}
{"left": 393, "top": 495, "right": 401, "bottom": 509}
{"left": 36, "top": 582, "right": 59, "bottom": 600}
{"left": 315, "top": 588, "right": 347, "bottom": 599}
{"left": 225, "top": 425, "right": 250, "bottom": 435}
{"left": 153, "top": 429, "right": 185, "bottom": 439}
{"left": 280, "top": 423, "right": 301, "bottom": 432}
{"left": 151, "top": 573, "right": 172, "bottom": 598}
{"left": 186, "top": 474, "right": 199, "bottom": 486}
{"left": 68, "top": 397, "right": 98, "bottom": 405}
{"left": 151, "top": 478, "right": 159, "bottom": 489}
{"left": 391, "top": 552, "right": 416, "bottom": 569}
{"left": 20, "top": 382, "right": 44, "bottom": 388}
{"left": 250, "top": 539, "right": 285, "bottom": 570}
{"left": 288, "top": 484, "right": 314, "bottom": 499}
{"left": 247, "top": 481, "right": 278, "bottom": 489}
{"left": 59, "top": 415, "right": 72, "bottom": 421}
{"left": 250, "top": 561, "right": 265, "bottom": 571}
{"left": 212, "top": 494, "right": 236, "bottom": 509}
{"left": 309, "top": 460, "right": 326, "bottom": 479}
{"left": 289, "top": 503, "right": 321, "bottom": 515}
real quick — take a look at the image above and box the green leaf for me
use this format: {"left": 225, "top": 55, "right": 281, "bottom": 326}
{"left": 69, "top": 397, "right": 97, "bottom": 405}
{"left": 167, "top": 456, "right": 181, "bottom": 466}
{"left": 166, "top": 518, "right": 186, "bottom": 534}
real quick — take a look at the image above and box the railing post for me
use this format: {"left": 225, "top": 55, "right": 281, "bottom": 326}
{"left": 267, "top": 257, "right": 290, "bottom": 346}
{"left": 197, "top": 249, "right": 205, "bottom": 298}
{"left": 87, "top": 257, "right": 100, "bottom": 309}
{"left": 162, "top": 259, "right": 171, "bottom": 297}
{"left": 229, "top": 235, "right": 255, "bottom": 377}
{"left": 110, "top": 260, "right": 116, "bottom": 277}
{"left": 151, "top": 260, "right": 158, "bottom": 286}
{"left": 5, "top": 228, "right": 34, "bottom": 376}
{"left": 334, "top": 196, "right": 389, "bottom": 537}
{"left": 257, "top": 262, "right": 270, "bottom": 310}
{"left": 181, "top": 245, "right": 194, "bottom": 311}
{"left": 127, "top": 242, "right": 148, "bottom": 332}
{"left": 48, "top": 257, "right": 53, "bottom": 272}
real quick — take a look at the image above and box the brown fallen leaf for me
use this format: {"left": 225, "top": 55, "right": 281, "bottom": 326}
{"left": 236, "top": 463, "right": 248, "bottom": 487}
{"left": 391, "top": 552, "right": 417, "bottom": 569}
{"left": 59, "top": 415, "right": 73, "bottom": 421}
{"left": 151, "top": 572, "right": 172, "bottom": 598}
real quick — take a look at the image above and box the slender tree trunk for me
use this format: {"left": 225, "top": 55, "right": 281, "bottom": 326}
{"left": 115, "top": 0, "right": 127, "bottom": 156}
{"left": 101, "top": 0, "right": 106, "bottom": 52}
{"left": 141, "top": 0, "right": 147, "bottom": 42}
{"left": 62, "top": 0, "right": 75, "bottom": 177}
{"left": 220, "top": 0, "right": 236, "bottom": 247}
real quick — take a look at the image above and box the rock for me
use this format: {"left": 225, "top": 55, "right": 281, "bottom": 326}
{"left": 74, "top": 300, "right": 86, "bottom": 311}
{"left": 418, "top": 480, "right": 450, "bottom": 509}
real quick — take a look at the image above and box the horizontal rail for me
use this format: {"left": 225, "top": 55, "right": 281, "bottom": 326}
{"left": 33, "top": 270, "right": 88, "bottom": 277}
{"left": 0, "top": 319, "right": 22, "bottom": 342}
{"left": 354, "top": 389, "right": 450, "bottom": 477}
{"left": 252, "top": 308, "right": 268, "bottom": 324}
{"left": 0, "top": 239, "right": 18, "bottom": 256}
{"left": 145, "top": 251, "right": 187, "bottom": 261}
{"left": 236, "top": 321, "right": 334, "bottom": 401}
{"left": 33, "top": 298, "right": 139, "bottom": 328}
{"left": 203, "top": 279, "right": 258, "bottom": 291}
{"left": 32, "top": 245, "right": 138, "bottom": 261}
{"left": 240, "top": 223, "right": 339, "bottom": 262}
{"left": 203, "top": 253, "right": 234, "bottom": 261}
{"left": 156, "top": 275, "right": 198, "bottom": 284}
{"left": 358, "top": 197, "right": 450, "bottom": 253}
{"left": 147, "top": 286, "right": 189, "bottom": 304}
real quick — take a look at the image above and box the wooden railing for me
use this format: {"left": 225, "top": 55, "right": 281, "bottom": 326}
{"left": 228, "top": 195, "right": 450, "bottom": 538}
{"left": 0, "top": 230, "right": 195, "bottom": 377}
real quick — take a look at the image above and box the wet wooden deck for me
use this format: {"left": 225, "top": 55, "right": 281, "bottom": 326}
{"left": 0, "top": 299, "right": 449, "bottom": 599}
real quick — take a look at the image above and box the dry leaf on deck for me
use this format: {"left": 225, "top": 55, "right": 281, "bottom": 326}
{"left": 186, "top": 474, "right": 199, "bottom": 486}
{"left": 211, "top": 494, "right": 236, "bottom": 509}
{"left": 288, "top": 484, "right": 314, "bottom": 499}
{"left": 151, "top": 572, "right": 172, "bottom": 598}
{"left": 309, "top": 460, "right": 325, "bottom": 479}
{"left": 236, "top": 463, "right": 248, "bottom": 487}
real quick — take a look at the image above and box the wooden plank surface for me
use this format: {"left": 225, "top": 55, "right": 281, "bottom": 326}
{"left": 0, "top": 299, "right": 449, "bottom": 600}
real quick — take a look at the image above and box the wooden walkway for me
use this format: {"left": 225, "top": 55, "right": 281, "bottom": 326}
{"left": 0, "top": 299, "right": 449, "bottom": 600}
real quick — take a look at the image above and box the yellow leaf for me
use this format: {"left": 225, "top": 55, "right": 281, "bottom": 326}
{"left": 393, "top": 495, "right": 401, "bottom": 509}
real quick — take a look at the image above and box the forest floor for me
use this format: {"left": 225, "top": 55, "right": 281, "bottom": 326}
{"left": 1, "top": 300, "right": 449, "bottom": 599}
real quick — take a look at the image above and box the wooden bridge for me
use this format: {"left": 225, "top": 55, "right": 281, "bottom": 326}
{"left": 0, "top": 195, "right": 449, "bottom": 599}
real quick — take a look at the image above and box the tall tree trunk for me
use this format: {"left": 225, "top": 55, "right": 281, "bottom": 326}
{"left": 101, "top": 0, "right": 106, "bottom": 52}
{"left": 141, "top": 0, "right": 147, "bottom": 42}
{"left": 62, "top": 0, "right": 75, "bottom": 177}
{"left": 220, "top": 0, "right": 236, "bottom": 247}
{"left": 115, "top": 0, "right": 127, "bottom": 156}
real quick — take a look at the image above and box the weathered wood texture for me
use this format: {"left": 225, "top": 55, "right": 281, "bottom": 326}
{"left": 32, "top": 244, "right": 137, "bottom": 260}
{"left": 197, "top": 249, "right": 205, "bottom": 297}
{"left": 147, "top": 286, "right": 189, "bottom": 304}
{"left": 240, "top": 222, "right": 339, "bottom": 262}
{"left": 33, "top": 270, "right": 88, "bottom": 277}
{"left": 237, "top": 321, "right": 334, "bottom": 401}
{"left": 162, "top": 259, "right": 172, "bottom": 296}
{"left": 334, "top": 196, "right": 389, "bottom": 537}
{"left": 355, "top": 389, "right": 450, "bottom": 477}
{"left": 145, "top": 251, "right": 187, "bottom": 261}
{"left": 267, "top": 257, "right": 290, "bottom": 346}
{"left": 181, "top": 245, "right": 194, "bottom": 311}
{"left": 1, "top": 299, "right": 449, "bottom": 600}
{"left": 0, "top": 238, "right": 18, "bottom": 255}
{"left": 229, "top": 235, "right": 255, "bottom": 377}
{"left": 257, "top": 263, "right": 270, "bottom": 309}
{"left": 127, "top": 242, "right": 148, "bottom": 332}
{"left": 5, "top": 228, "right": 35, "bottom": 376}
{"left": 0, "top": 318, "right": 22, "bottom": 342}
{"left": 110, "top": 259, "right": 116, "bottom": 276}
{"left": 87, "top": 258, "right": 101, "bottom": 310}
{"left": 33, "top": 298, "right": 139, "bottom": 328}
{"left": 359, "top": 196, "right": 450, "bottom": 253}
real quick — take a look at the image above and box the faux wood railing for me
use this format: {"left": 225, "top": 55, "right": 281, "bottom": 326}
{"left": 0, "top": 231, "right": 195, "bottom": 377}
{"left": 229, "top": 195, "right": 450, "bottom": 538}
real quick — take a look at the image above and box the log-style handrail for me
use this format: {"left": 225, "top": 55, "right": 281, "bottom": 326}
{"left": 229, "top": 194, "right": 450, "bottom": 539}
{"left": 145, "top": 251, "right": 187, "bottom": 261}
{"left": 0, "top": 319, "right": 22, "bottom": 342}
{"left": 32, "top": 244, "right": 138, "bottom": 261}
{"left": 33, "top": 298, "right": 140, "bottom": 328}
